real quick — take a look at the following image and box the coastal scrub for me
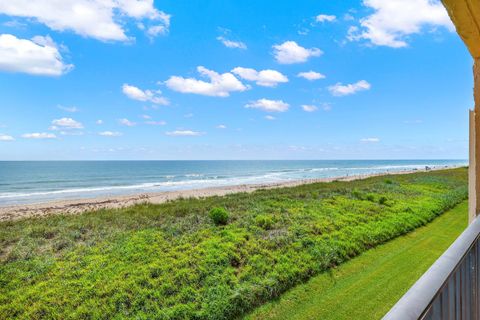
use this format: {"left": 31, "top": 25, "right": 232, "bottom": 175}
{"left": 0, "top": 168, "right": 468, "bottom": 319}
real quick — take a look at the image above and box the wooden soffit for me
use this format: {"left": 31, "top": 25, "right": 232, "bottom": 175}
{"left": 442, "top": 0, "right": 480, "bottom": 59}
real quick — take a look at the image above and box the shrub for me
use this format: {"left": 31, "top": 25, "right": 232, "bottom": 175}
{"left": 209, "top": 207, "right": 229, "bottom": 226}
{"left": 366, "top": 194, "right": 375, "bottom": 202}
{"left": 352, "top": 189, "right": 364, "bottom": 200}
{"left": 255, "top": 215, "right": 274, "bottom": 230}
{"left": 379, "top": 196, "right": 388, "bottom": 205}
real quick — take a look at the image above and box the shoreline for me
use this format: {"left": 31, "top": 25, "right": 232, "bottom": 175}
{"left": 0, "top": 166, "right": 461, "bottom": 222}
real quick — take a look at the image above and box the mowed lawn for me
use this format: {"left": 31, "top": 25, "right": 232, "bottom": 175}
{"left": 0, "top": 168, "right": 468, "bottom": 319}
{"left": 246, "top": 200, "right": 468, "bottom": 320}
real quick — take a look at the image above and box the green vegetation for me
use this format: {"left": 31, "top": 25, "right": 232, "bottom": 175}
{"left": 0, "top": 168, "right": 468, "bottom": 319}
{"left": 246, "top": 201, "right": 468, "bottom": 320}
{"left": 209, "top": 207, "right": 229, "bottom": 226}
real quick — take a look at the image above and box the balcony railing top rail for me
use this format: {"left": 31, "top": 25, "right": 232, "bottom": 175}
{"left": 383, "top": 215, "right": 480, "bottom": 320}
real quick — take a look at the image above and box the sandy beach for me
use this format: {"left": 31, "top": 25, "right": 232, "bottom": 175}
{"left": 0, "top": 166, "right": 458, "bottom": 222}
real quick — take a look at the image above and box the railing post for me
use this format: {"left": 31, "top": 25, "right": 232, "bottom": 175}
{"left": 470, "top": 109, "right": 476, "bottom": 223}
{"left": 471, "top": 59, "right": 480, "bottom": 224}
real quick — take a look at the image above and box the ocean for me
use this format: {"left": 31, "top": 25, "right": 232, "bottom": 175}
{"left": 0, "top": 160, "right": 467, "bottom": 206}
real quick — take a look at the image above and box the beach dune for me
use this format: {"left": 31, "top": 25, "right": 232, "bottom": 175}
{"left": 0, "top": 166, "right": 453, "bottom": 222}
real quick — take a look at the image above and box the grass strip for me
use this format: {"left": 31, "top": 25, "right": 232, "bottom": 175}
{"left": 246, "top": 201, "right": 468, "bottom": 320}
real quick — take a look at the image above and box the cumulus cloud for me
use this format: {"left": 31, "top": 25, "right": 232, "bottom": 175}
{"left": 245, "top": 99, "right": 289, "bottom": 112}
{"left": 59, "top": 131, "right": 84, "bottom": 136}
{"left": 302, "top": 105, "right": 318, "bottom": 112}
{"left": 166, "top": 130, "right": 204, "bottom": 136}
{"left": 99, "top": 131, "right": 122, "bottom": 137}
{"left": 147, "top": 25, "right": 168, "bottom": 38}
{"left": 297, "top": 71, "right": 325, "bottom": 81}
{"left": 96, "top": 120, "right": 103, "bottom": 125}
{"left": 328, "top": 80, "right": 371, "bottom": 96}
{"left": 0, "top": 0, "right": 170, "bottom": 42}
{"left": 145, "top": 120, "right": 167, "bottom": 126}
{"left": 217, "top": 36, "right": 247, "bottom": 49}
{"left": 216, "top": 124, "right": 227, "bottom": 129}
{"left": 57, "top": 105, "right": 78, "bottom": 113}
{"left": 321, "top": 103, "right": 332, "bottom": 111}
{"left": 0, "top": 34, "right": 72, "bottom": 76}
{"left": 272, "top": 41, "right": 322, "bottom": 64}
{"left": 316, "top": 14, "right": 336, "bottom": 23}
{"left": 231, "top": 67, "right": 288, "bottom": 87}
{"left": 22, "top": 132, "right": 56, "bottom": 139}
{"left": 122, "top": 84, "right": 169, "bottom": 105}
{"left": 348, "top": 0, "right": 453, "bottom": 48}
{"left": 51, "top": 117, "right": 83, "bottom": 129}
{"left": 265, "top": 115, "right": 276, "bottom": 121}
{"left": 0, "top": 134, "right": 14, "bottom": 141}
{"left": 360, "top": 137, "right": 380, "bottom": 143}
{"left": 118, "top": 118, "right": 136, "bottom": 126}
{"left": 165, "top": 66, "right": 248, "bottom": 97}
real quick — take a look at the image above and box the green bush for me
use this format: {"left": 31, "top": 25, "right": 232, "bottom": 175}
{"left": 209, "top": 207, "right": 229, "bottom": 226}
{"left": 379, "top": 196, "right": 388, "bottom": 205}
{"left": 352, "top": 189, "right": 364, "bottom": 200}
{"left": 255, "top": 215, "right": 274, "bottom": 230}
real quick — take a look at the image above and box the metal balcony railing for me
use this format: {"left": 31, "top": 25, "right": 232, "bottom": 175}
{"left": 383, "top": 216, "right": 480, "bottom": 320}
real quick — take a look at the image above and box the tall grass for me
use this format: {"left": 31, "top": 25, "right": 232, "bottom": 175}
{"left": 0, "top": 168, "right": 468, "bottom": 319}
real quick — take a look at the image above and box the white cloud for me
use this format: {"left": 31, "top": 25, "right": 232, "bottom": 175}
{"left": 166, "top": 130, "right": 204, "bottom": 136}
{"left": 272, "top": 41, "right": 322, "bottom": 64}
{"left": 0, "top": 0, "right": 170, "bottom": 42}
{"left": 165, "top": 66, "right": 248, "bottom": 97}
{"left": 404, "top": 119, "right": 423, "bottom": 124}
{"left": 316, "top": 14, "right": 336, "bottom": 23}
{"left": 51, "top": 117, "right": 83, "bottom": 129}
{"left": 0, "top": 134, "right": 14, "bottom": 141}
{"left": 302, "top": 105, "right": 318, "bottom": 112}
{"left": 119, "top": 118, "right": 136, "bottom": 126}
{"left": 141, "top": 114, "right": 152, "bottom": 119}
{"left": 265, "top": 115, "right": 276, "bottom": 121}
{"left": 297, "top": 71, "right": 326, "bottom": 81}
{"left": 57, "top": 105, "right": 78, "bottom": 113}
{"left": 3, "top": 20, "right": 27, "bottom": 28}
{"left": 122, "top": 84, "right": 169, "bottom": 105}
{"left": 245, "top": 99, "right": 290, "bottom": 112}
{"left": 231, "top": 67, "right": 288, "bottom": 87}
{"left": 217, "top": 36, "right": 247, "bottom": 49}
{"left": 0, "top": 34, "right": 72, "bottom": 76}
{"left": 360, "top": 137, "right": 380, "bottom": 143}
{"left": 22, "top": 132, "right": 56, "bottom": 139}
{"left": 344, "top": 13, "right": 355, "bottom": 21}
{"left": 216, "top": 124, "right": 227, "bottom": 129}
{"left": 96, "top": 120, "right": 103, "bottom": 125}
{"left": 59, "top": 130, "right": 84, "bottom": 136}
{"left": 147, "top": 25, "right": 167, "bottom": 38}
{"left": 99, "top": 131, "right": 122, "bottom": 137}
{"left": 145, "top": 120, "right": 166, "bottom": 126}
{"left": 321, "top": 103, "right": 332, "bottom": 111}
{"left": 328, "top": 80, "right": 371, "bottom": 96}
{"left": 349, "top": 0, "right": 453, "bottom": 48}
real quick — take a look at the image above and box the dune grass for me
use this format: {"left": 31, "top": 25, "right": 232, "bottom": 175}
{"left": 0, "top": 168, "right": 468, "bottom": 319}
{"left": 246, "top": 200, "right": 468, "bottom": 320}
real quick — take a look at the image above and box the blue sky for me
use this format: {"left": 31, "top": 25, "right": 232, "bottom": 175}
{"left": 0, "top": 0, "right": 473, "bottom": 160}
